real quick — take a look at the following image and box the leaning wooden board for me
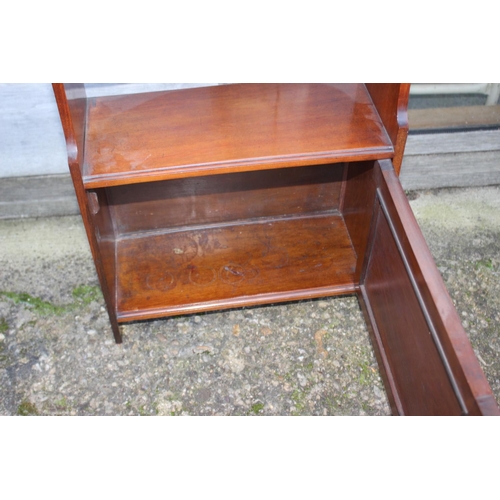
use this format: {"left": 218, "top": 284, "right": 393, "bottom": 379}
{"left": 53, "top": 83, "right": 499, "bottom": 415}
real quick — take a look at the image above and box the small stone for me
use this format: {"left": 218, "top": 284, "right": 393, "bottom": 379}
{"left": 314, "top": 329, "right": 328, "bottom": 358}
{"left": 87, "top": 329, "right": 97, "bottom": 336}
{"left": 194, "top": 316, "right": 202, "bottom": 324}
{"left": 0, "top": 333, "right": 5, "bottom": 341}
{"left": 224, "top": 351, "right": 245, "bottom": 373}
{"left": 232, "top": 324, "right": 240, "bottom": 336}
{"left": 193, "top": 345, "right": 216, "bottom": 355}
{"left": 297, "top": 373, "right": 308, "bottom": 387}
{"left": 260, "top": 326, "right": 272, "bottom": 336}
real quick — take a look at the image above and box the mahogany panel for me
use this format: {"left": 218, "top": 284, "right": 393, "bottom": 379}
{"left": 108, "top": 164, "right": 343, "bottom": 235}
{"left": 52, "top": 84, "right": 86, "bottom": 172}
{"left": 52, "top": 84, "right": 122, "bottom": 343}
{"left": 88, "top": 189, "right": 117, "bottom": 312}
{"left": 365, "top": 84, "right": 410, "bottom": 174}
{"left": 362, "top": 204, "right": 463, "bottom": 415}
{"left": 115, "top": 214, "right": 357, "bottom": 320}
{"left": 83, "top": 84, "right": 394, "bottom": 187}
{"left": 360, "top": 159, "right": 499, "bottom": 415}
{"left": 341, "top": 161, "right": 377, "bottom": 281}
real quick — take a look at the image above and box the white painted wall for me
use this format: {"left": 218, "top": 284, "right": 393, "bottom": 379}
{"left": 0, "top": 84, "right": 68, "bottom": 177}
{"left": 0, "top": 83, "right": 218, "bottom": 178}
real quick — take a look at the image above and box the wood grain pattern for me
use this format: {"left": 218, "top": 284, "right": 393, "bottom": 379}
{"left": 83, "top": 84, "right": 393, "bottom": 187}
{"left": 401, "top": 151, "right": 500, "bottom": 190}
{"left": 365, "top": 84, "right": 410, "bottom": 174}
{"left": 115, "top": 214, "right": 357, "bottom": 321}
{"left": 108, "top": 164, "right": 344, "bottom": 235}
{"left": 360, "top": 159, "right": 499, "bottom": 415}
{"left": 341, "top": 161, "right": 377, "bottom": 281}
{"left": 409, "top": 105, "right": 500, "bottom": 131}
{"left": 401, "top": 129, "right": 500, "bottom": 190}
{"left": 362, "top": 203, "right": 464, "bottom": 415}
{"left": 52, "top": 84, "right": 122, "bottom": 343}
{"left": 405, "top": 129, "right": 500, "bottom": 156}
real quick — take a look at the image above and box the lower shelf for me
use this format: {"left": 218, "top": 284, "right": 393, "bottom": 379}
{"left": 115, "top": 213, "right": 357, "bottom": 321}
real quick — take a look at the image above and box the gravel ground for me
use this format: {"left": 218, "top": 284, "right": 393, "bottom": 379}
{"left": 1, "top": 186, "right": 499, "bottom": 416}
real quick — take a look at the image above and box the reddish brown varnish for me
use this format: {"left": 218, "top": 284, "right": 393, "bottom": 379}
{"left": 53, "top": 83, "right": 499, "bottom": 415}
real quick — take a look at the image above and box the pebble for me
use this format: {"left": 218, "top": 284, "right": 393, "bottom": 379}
{"left": 297, "top": 373, "right": 308, "bottom": 387}
{"left": 260, "top": 327, "right": 272, "bottom": 336}
{"left": 0, "top": 333, "right": 5, "bottom": 341}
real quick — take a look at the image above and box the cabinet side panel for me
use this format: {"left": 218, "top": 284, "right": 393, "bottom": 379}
{"left": 52, "top": 84, "right": 86, "bottom": 173}
{"left": 53, "top": 84, "right": 121, "bottom": 343}
{"left": 364, "top": 84, "right": 409, "bottom": 174}
{"left": 90, "top": 189, "right": 117, "bottom": 312}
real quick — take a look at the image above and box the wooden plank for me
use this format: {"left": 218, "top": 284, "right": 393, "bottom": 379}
{"left": 2, "top": 128, "right": 498, "bottom": 219}
{"left": 405, "top": 129, "right": 500, "bottom": 156}
{"left": 365, "top": 84, "right": 410, "bottom": 174}
{"left": 115, "top": 214, "right": 357, "bottom": 320}
{"left": 342, "top": 161, "right": 378, "bottom": 281}
{"left": 401, "top": 128, "right": 500, "bottom": 190}
{"left": 108, "top": 164, "right": 343, "bottom": 235}
{"left": 0, "top": 174, "right": 78, "bottom": 219}
{"left": 409, "top": 105, "right": 500, "bottom": 131}
{"left": 83, "top": 84, "right": 393, "bottom": 187}
{"left": 400, "top": 150, "right": 500, "bottom": 190}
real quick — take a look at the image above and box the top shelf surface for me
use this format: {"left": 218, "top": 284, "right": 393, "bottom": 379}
{"left": 83, "top": 83, "right": 393, "bottom": 188}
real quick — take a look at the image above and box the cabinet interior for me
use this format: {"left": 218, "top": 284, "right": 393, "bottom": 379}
{"left": 92, "top": 161, "right": 376, "bottom": 321}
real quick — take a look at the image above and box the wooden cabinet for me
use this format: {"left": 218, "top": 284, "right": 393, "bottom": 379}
{"left": 53, "top": 83, "right": 499, "bottom": 415}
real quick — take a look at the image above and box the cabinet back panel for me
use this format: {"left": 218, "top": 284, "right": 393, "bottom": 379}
{"left": 107, "top": 164, "right": 343, "bottom": 235}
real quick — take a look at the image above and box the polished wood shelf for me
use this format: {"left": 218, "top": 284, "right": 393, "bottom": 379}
{"left": 115, "top": 213, "right": 357, "bottom": 321}
{"left": 83, "top": 83, "right": 393, "bottom": 188}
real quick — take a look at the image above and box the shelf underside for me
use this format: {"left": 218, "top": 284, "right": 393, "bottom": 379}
{"left": 83, "top": 83, "right": 393, "bottom": 187}
{"left": 115, "top": 213, "right": 357, "bottom": 321}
